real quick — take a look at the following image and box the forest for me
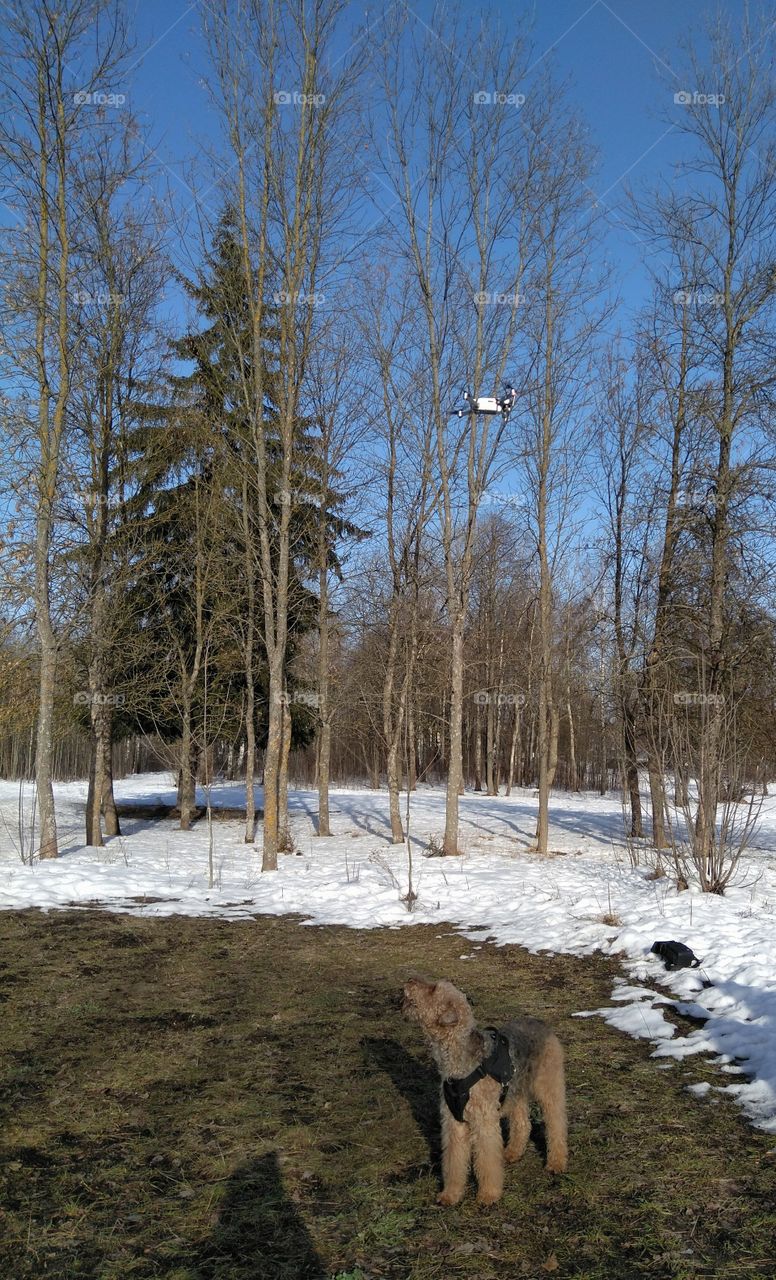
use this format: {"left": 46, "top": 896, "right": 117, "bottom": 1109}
{"left": 1, "top": 0, "right": 775, "bottom": 893}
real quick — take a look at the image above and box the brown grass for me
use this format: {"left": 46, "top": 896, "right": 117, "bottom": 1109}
{"left": 0, "top": 909, "right": 774, "bottom": 1279}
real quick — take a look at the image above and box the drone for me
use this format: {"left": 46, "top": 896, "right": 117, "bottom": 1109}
{"left": 451, "top": 384, "right": 517, "bottom": 423}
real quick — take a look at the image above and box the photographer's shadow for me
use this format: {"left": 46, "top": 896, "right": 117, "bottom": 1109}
{"left": 186, "top": 1151, "right": 324, "bottom": 1279}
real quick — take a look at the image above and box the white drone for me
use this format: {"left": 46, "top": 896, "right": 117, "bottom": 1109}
{"left": 452, "top": 384, "right": 517, "bottom": 422}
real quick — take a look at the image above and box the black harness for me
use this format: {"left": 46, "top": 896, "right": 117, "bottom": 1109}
{"left": 442, "top": 1027, "right": 515, "bottom": 1123}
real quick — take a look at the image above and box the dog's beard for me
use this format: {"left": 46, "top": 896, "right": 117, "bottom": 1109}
{"left": 401, "top": 995, "right": 417, "bottom": 1020}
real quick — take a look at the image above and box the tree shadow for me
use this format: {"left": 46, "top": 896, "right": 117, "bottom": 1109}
{"left": 361, "top": 1035, "right": 441, "bottom": 1176}
{"left": 183, "top": 1151, "right": 325, "bottom": 1279}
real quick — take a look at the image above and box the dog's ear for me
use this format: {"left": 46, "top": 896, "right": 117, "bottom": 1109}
{"left": 469, "top": 1029, "right": 485, "bottom": 1055}
{"left": 437, "top": 1006, "right": 459, "bottom": 1026}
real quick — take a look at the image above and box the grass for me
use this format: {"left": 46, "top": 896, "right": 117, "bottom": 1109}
{"left": 0, "top": 908, "right": 774, "bottom": 1279}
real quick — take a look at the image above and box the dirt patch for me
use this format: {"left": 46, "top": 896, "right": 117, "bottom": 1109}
{"left": 0, "top": 910, "right": 773, "bottom": 1279}
{"left": 115, "top": 803, "right": 263, "bottom": 824}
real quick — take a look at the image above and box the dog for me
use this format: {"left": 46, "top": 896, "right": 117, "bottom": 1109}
{"left": 402, "top": 976, "right": 567, "bottom": 1205}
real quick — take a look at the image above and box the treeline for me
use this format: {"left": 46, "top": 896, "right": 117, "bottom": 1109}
{"left": 1, "top": 1, "right": 775, "bottom": 891}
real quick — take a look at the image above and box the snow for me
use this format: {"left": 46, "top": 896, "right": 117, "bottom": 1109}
{"left": 2, "top": 773, "right": 776, "bottom": 1135}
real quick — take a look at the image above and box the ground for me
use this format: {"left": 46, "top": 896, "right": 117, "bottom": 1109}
{"left": 3, "top": 777, "right": 776, "bottom": 1137}
{"left": 1, "top": 909, "right": 774, "bottom": 1280}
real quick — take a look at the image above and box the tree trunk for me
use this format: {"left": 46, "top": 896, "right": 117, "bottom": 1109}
{"left": 473, "top": 704, "right": 483, "bottom": 792}
{"left": 493, "top": 692, "right": 503, "bottom": 795}
{"left": 485, "top": 680, "right": 497, "bottom": 796}
{"left": 35, "top": 640, "right": 58, "bottom": 859}
{"left": 262, "top": 668, "right": 284, "bottom": 870}
{"left": 675, "top": 759, "right": 689, "bottom": 808}
{"left": 566, "top": 696, "right": 577, "bottom": 792}
{"left": 505, "top": 706, "right": 521, "bottom": 796}
{"left": 317, "top": 718, "right": 332, "bottom": 836}
{"left": 179, "top": 708, "right": 197, "bottom": 831}
{"left": 101, "top": 740, "right": 120, "bottom": 837}
{"left": 383, "top": 606, "right": 405, "bottom": 843}
{"left": 316, "top": 469, "right": 333, "bottom": 834}
{"left": 244, "top": 675, "right": 256, "bottom": 842}
{"left": 647, "top": 756, "right": 668, "bottom": 849}
{"left": 386, "top": 737, "right": 404, "bottom": 842}
{"left": 623, "top": 698, "right": 643, "bottom": 837}
{"left": 406, "top": 696, "right": 417, "bottom": 792}
{"left": 443, "top": 617, "right": 465, "bottom": 854}
{"left": 86, "top": 740, "right": 100, "bottom": 848}
{"left": 243, "top": 478, "right": 257, "bottom": 844}
{"left": 278, "top": 691, "right": 292, "bottom": 852}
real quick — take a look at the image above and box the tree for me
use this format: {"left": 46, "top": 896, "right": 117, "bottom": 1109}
{"left": 596, "top": 346, "right": 653, "bottom": 837}
{"left": 369, "top": 5, "right": 547, "bottom": 854}
{"left": 519, "top": 86, "right": 606, "bottom": 855}
{"left": 65, "top": 129, "right": 166, "bottom": 846}
{"left": 0, "top": 0, "right": 131, "bottom": 857}
{"left": 202, "top": 0, "right": 364, "bottom": 869}
{"left": 635, "top": 10, "right": 776, "bottom": 877}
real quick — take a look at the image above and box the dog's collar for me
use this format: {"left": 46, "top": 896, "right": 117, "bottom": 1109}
{"left": 443, "top": 1027, "right": 514, "bottom": 1123}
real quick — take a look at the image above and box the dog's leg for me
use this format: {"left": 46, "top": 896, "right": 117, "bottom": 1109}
{"left": 532, "top": 1036, "right": 568, "bottom": 1173}
{"left": 504, "top": 1095, "right": 530, "bottom": 1164}
{"left": 437, "top": 1105, "right": 470, "bottom": 1206}
{"left": 470, "top": 1100, "right": 505, "bottom": 1205}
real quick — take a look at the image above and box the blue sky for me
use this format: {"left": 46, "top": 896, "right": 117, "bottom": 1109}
{"left": 124, "top": 0, "right": 761, "bottom": 326}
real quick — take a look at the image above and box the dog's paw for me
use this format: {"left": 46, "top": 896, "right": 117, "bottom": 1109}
{"left": 545, "top": 1156, "right": 568, "bottom": 1174}
{"left": 476, "top": 1188, "right": 502, "bottom": 1206}
{"left": 503, "top": 1147, "right": 525, "bottom": 1165}
{"left": 436, "top": 1189, "right": 463, "bottom": 1207}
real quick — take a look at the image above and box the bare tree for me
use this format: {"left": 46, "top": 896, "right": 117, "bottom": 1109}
{"left": 203, "top": 0, "right": 363, "bottom": 869}
{"left": 596, "top": 346, "right": 654, "bottom": 837}
{"left": 306, "top": 326, "right": 369, "bottom": 837}
{"left": 0, "top": 0, "right": 130, "bottom": 857}
{"left": 66, "top": 134, "right": 165, "bottom": 847}
{"left": 519, "top": 86, "right": 607, "bottom": 854}
{"left": 636, "top": 10, "right": 776, "bottom": 871}
{"left": 359, "top": 273, "right": 436, "bottom": 842}
{"left": 370, "top": 7, "right": 545, "bottom": 853}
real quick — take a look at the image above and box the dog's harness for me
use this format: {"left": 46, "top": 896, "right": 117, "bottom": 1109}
{"left": 443, "top": 1027, "right": 515, "bottom": 1123}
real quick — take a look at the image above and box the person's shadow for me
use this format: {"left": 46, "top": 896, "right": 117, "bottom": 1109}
{"left": 183, "top": 1151, "right": 325, "bottom": 1279}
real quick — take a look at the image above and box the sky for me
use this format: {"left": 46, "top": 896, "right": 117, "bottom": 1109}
{"left": 123, "top": 0, "right": 765, "bottom": 328}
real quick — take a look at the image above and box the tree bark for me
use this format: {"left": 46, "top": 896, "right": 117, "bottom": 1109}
{"left": 179, "top": 708, "right": 197, "bottom": 831}
{"left": 443, "top": 618, "right": 466, "bottom": 854}
{"left": 278, "top": 690, "right": 292, "bottom": 851}
{"left": 473, "top": 704, "right": 483, "bottom": 792}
